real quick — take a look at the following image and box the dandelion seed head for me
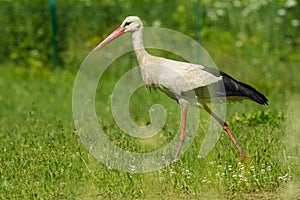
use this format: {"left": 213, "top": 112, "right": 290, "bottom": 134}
{"left": 277, "top": 9, "right": 287, "bottom": 16}
{"left": 152, "top": 20, "right": 161, "bottom": 27}
{"left": 208, "top": 11, "right": 218, "bottom": 21}
{"left": 285, "top": 0, "right": 297, "bottom": 8}
{"left": 216, "top": 9, "right": 225, "bottom": 16}
{"left": 291, "top": 19, "right": 300, "bottom": 27}
{"left": 236, "top": 40, "right": 243, "bottom": 47}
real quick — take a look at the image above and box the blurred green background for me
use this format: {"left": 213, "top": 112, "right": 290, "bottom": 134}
{"left": 1, "top": 0, "right": 299, "bottom": 74}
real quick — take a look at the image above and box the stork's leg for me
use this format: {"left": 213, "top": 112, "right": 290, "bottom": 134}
{"left": 174, "top": 106, "right": 188, "bottom": 161}
{"left": 202, "top": 104, "right": 247, "bottom": 159}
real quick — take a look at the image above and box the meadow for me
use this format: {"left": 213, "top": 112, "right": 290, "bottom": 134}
{"left": 1, "top": 0, "right": 300, "bottom": 199}
{"left": 1, "top": 54, "right": 299, "bottom": 199}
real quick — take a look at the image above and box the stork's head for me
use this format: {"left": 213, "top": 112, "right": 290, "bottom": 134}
{"left": 121, "top": 16, "right": 143, "bottom": 32}
{"left": 93, "top": 16, "right": 143, "bottom": 51}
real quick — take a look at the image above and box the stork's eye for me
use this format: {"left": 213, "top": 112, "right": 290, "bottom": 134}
{"left": 124, "top": 22, "right": 132, "bottom": 27}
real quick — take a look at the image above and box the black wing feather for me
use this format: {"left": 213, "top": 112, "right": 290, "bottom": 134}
{"left": 182, "top": 67, "right": 268, "bottom": 105}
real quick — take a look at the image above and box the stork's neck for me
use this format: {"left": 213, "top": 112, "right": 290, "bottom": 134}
{"left": 132, "top": 28, "right": 149, "bottom": 65}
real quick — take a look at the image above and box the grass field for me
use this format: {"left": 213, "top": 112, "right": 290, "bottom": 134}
{"left": 1, "top": 43, "right": 300, "bottom": 199}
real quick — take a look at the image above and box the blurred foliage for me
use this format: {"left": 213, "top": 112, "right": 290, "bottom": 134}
{"left": 0, "top": 0, "right": 299, "bottom": 71}
{"left": 230, "top": 110, "right": 285, "bottom": 127}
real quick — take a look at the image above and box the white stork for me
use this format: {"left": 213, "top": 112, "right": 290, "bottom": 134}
{"left": 93, "top": 16, "right": 268, "bottom": 160}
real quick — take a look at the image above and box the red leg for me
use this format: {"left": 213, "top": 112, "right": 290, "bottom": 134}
{"left": 202, "top": 104, "right": 247, "bottom": 159}
{"left": 174, "top": 106, "right": 188, "bottom": 161}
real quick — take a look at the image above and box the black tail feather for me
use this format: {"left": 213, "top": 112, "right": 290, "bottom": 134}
{"left": 221, "top": 71, "right": 268, "bottom": 105}
{"left": 184, "top": 68, "right": 269, "bottom": 105}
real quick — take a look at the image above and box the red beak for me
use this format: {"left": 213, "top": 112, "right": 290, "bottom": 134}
{"left": 93, "top": 27, "right": 125, "bottom": 51}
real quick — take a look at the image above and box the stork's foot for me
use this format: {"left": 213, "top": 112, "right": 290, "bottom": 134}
{"left": 240, "top": 154, "right": 252, "bottom": 163}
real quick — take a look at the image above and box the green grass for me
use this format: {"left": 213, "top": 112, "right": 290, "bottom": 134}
{"left": 0, "top": 54, "right": 299, "bottom": 199}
